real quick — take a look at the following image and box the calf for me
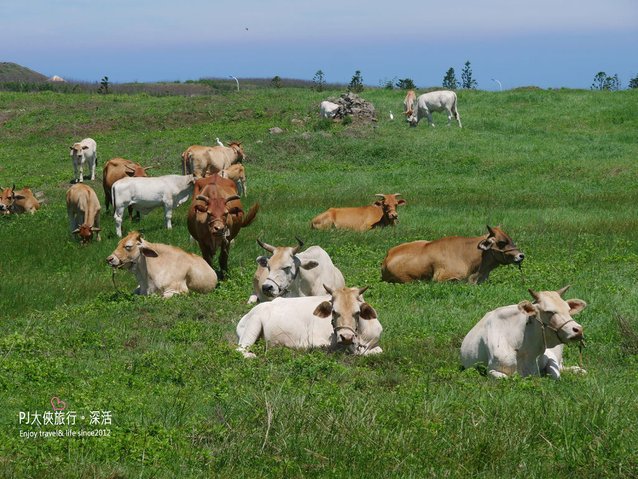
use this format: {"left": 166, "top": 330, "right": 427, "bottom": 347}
{"left": 311, "top": 193, "right": 406, "bottom": 231}
{"left": 461, "top": 286, "right": 586, "bottom": 378}
{"left": 66, "top": 183, "right": 101, "bottom": 243}
{"left": 248, "top": 238, "right": 345, "bottom": 304}
{"left": 0, "top": 185, "right": 40, "bottom": 215}
{"left": 381, "top": 225, "right": 524, "bottom": 284}
{"left": 237, "top": 285, "right": 383, "bottom": 358}
{"left": 69, "top": 138, "right": 97, "bottom": 182}
{"left": 106, "top": 231, "right": 218, "bottom": 297}
{"left": 406, "top": 91, "right": 461, "bottom": 128}
{"left": 111, "top": 174, "right": 195, "bottom": 237}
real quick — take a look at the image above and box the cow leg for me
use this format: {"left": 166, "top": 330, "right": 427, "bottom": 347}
{"left": 164, "top": 205, "right": 173, "bottom": 229}
{"left": 90, "top": 159, "right": 96, "bottom": 181}
{"left": 78, "top": 160, "right": 84, "bottom": 182}
{"left": 447, "top": 109, "right": 453, "bottom": 126}
{"left": 488, "top": 370, "right": 509, "bottom": 379}
{"left": 427, "top": 111, "right": 435, "bottom": 127}
{"left": 236, "top": 315, "right": 263, "bottom": 358}
{"left": 68, "top": 211, "right": 76, "bottom": 234}
{"left": 114, "top": 207, "right": 124, "bottom": 237}
{"left": 219, "top": 243, "right": 230, "bottom": 278}
{"left": 73, "top": 161, "right": 80, "bottom": 183}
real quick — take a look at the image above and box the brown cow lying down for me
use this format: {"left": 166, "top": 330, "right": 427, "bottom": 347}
{"left": 311, "top": 193, "right": 406, "bottom": 231}
{"left": 106, "top": 231, "right": 218, "bottom": 297}
{"left": 381, "top": 225, "right": 524, "bottom": 284}
{"left": 0, "top": 185, "right": 40, "bottom": 215}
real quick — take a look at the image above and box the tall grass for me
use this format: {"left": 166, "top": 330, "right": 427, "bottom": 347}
{"left": 0, "top": 87, "right": 637, "bottom": 478}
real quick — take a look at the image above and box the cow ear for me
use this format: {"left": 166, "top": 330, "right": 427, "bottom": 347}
{"left": 517, "top": 300, "right": 536, "bottom": 317}
{"left": 228, "top": 206, "right": 243, "bottom": 216}
{"left": 397, "top": 199, "right": 407, "bottom": 206}
{"left": 478, "top": 237, "right": 494, "bottom": 251}
{"left": 373, "top": 200, "right": 383, "bottom": 207}
{"left": 486, "top": 225, "right": 496, "bottom": 237}
{"left": 256, "top": 256, "right": 268, "bottom": 267}
{"left": 13, "top": 194, "right": 25, "bottom": 200}
{"left": 567, "top": 299, "right": 587, "bottom": 315}
{"left": 313, "top": 301, "right": 333, "bottom": 318}
{"left": 82, "top": 145, "right": 89, "bottom": 150}
{"left": 359, "top": 303, "right": 378, "bottom": 320}
{"left": 300, "top": 260, "right": 319, "bottom": 270}
{"left": 140, "top": 246, "right": 159, "bottom": 258}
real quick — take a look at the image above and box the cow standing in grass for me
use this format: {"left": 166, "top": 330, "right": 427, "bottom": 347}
{"left": 102, "top": 158, "right": 152, "bottom": 211}
{"left": 69, "top": 138, "right": 97, "bottom": 182}
{"left": 406, "top": 91, "right": 461, "bottom": 128}
{"left": 181, "top": 142, "right": 246, "bottom": 178}
{"left": 66, "top": 183, "right": 101, "bottom": 243}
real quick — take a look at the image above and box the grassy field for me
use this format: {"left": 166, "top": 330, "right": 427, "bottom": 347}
{"left": 1, "top": 86, "right": 637, "bottom": 478}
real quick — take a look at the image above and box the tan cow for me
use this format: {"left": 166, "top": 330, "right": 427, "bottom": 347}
{"left": 403, "top": 90, "right": 417, "bottom": 116}
{"left": 106, "top": 231, "right": 218, "bottom": 297}
{"left": 181, "top": 141, "right": 246, "bottom": 178}
{"left": 66, "top": 183, "right": 101, "bottom": 243}
{"left": 102, "top": 158, "right": 152, "bottom": 211}
{"left": 381, "top": 225, "right": 525, "bottom": 284}
{"left": 0, "top": 185, "right": 40, "bottom": 215}
{"left": 311, "top": 194, "right": 406, "bottom": 231}
{"left": 219, "top": 163, "right": 247, "bottom": 196}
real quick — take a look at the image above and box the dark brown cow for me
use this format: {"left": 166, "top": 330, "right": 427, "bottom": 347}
{"left": 0, "top": 185, "right": 40, "bottom": 215}
{"left": 311, "top": 194, "right": 406, "bottom": 231}
{"left": 187, "top": 179, "right": 259, "bottom": 279}
{"left": 381, "top": 225, "right": 525, "bottom": 284}
{"left": 102, "top": 157, "right": 152, "bottom": 211}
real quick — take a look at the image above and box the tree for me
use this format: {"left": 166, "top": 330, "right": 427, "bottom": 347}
{"left": 395, "top": 78, "right": 416, "bottom": 90}
{"left": 591, "top": 72, "right": 621, "bottom": 91}
{"left": 607, "top": 73, "right": 621, "bottom": 91}
{"left": 460, "top": 61, "right": 477, "bottom": 89}
{"left": 348, "top": 70, "right": 364, "bottom": 93}
{"left": 271, "top": 75, "right": 282, "bottom": 88}
{"left": 312, "top": 70, "right": 326, "bottom": 92}
{"left": 442, "top": 68, "right": 458, "bottom": 90}
{"left": 97, "top": 76, "right": 110, "bottom": 94}
{"left": 629, "top": 74, "right": 638, "bottom": 89}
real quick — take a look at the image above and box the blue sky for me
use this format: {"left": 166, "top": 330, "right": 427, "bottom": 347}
{"left": 2, "top": 0, "right": 637, "bottom": 89}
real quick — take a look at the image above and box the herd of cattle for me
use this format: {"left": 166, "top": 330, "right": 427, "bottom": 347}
{"left": 2, "top": 93, "right": 588, "bottom": 379}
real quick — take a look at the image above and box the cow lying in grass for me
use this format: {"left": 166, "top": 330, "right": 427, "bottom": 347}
{"left": 311, "top": 194, "right": 406, "bottom": 231}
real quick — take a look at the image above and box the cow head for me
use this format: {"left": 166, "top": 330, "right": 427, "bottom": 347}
{"left": 477, "top": 225, "right": 525, "bottom": 265}
{"left": 194, "top": 192, "right": 242, "bottom": 238}
{"left": 0, "top": 186, "right": 11, "bottom": 214}
{"left": 106, "top": 231, "right": 158, "bottom": 270}
{"left": 313, "top": 285, "right": 378, "bottom": 346}
{"left": 256, "top": 237, "right": 317, "bottom": 298}
{"left": 228, "top": 142, "right": 246, "bottom": 161}
{"left": 373, "top": 193, "right": 406, "bottom": 225}
{"left": 72, "top": 224, "right": 101, "bottom": 244}
{"left": 69, "top": 143, "right": 89, "bottom": 160}
{"left": 517, "top": 285, "right": 586, "bottom": 344}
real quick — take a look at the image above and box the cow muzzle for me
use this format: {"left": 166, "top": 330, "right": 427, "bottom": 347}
{"left": 335, "top": 326, "right": 357, "bottom": 345}
{"left": 106, "top": 255, "right": 121, "bottom": 268}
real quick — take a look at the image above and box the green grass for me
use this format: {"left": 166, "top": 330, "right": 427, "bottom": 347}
{"left": 1, "top": 87, "right": 638, "bottom": 478}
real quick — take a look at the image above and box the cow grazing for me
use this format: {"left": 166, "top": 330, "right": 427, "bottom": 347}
{"left": 311, "top": 194, "right": 406, "bottom": 231}
{"left": 181, "top": 141, "right": 245, "bottom": 178}
{"left": 106, "top": 231, "right": 218, "bottom": 297}
{"left": 320, "top": 100, "right": 340, "bottom": 119}
{"left": 187, "top": 180, "right": 259, "bottom": 279}
{"left": 66, "top": 183, "right": 101, "bottom": 243}
{"left": 219, "top": 163, "right": 247, "bottom": 196}
{"left": 69, "top": 138, "right": 97, "bottom": 182}
{"left": 406, "top": 91, "right": 461, "bottom": 128}
{"left": 111, "top": 174, "right": 195, "bottom": 237}
{"left": 237, "top": 285, "right": 383, "bottom": 358}
{"left": 381, "top": 225, "right": 524, "bottom": 284}
{"left": 102, "top": 157, "right": 152, "bottom": 211}
{"left": 403, "top": 90, "right": 417, "bottom": 116}
{"left": 460, "top": 286, "right": 586, "bottom": 378}
{"left": 0, "top": 185, "right": 40, "bottom": 215}
{"left": 248, "top": 238, "right": 346, "bottom": 304}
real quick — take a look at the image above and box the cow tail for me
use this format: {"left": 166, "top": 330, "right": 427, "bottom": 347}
{"left": 241, "top": 203, "right": 260, "bottom": 227}
{"left": 452, "top": 94, "right": 460, "bottom": 120}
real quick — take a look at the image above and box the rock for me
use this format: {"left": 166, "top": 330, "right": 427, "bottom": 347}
{"left": 324, "top": 92, "right": 376, "bottom": 123}
{"left": 269, "top": 127, "right": 284, "bottom": 134}
{"left": 291, "top": 118, "right": 304, "bottom": 126}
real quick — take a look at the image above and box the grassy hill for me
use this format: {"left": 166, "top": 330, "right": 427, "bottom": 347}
{"left": 1, "top": 87, "right": 637, "bottom": 478}
{"left": 0, "top": 62, "right": 49, "bottom": 82}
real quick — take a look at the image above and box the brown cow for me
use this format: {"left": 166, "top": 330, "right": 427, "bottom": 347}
{"left": 219, "top": 163, "right": 247, "bottom": 196}
{"left": 181, "top": 142, "right": 246, "bottom": 178}
{"left": 66, "top": 183, "right": 101, "bottom": 243}
{"left": 187, "top": 179, "right": 259, "bottom": 279}
{"left": 311, "top": 194, "right": 406, "bottom": 231}
{"left": 192, "top": 173, "right": 238, "bottom": 198}
{"left": 0, "top": 185, "right": 40, "bottom": 215}
{"left": 381, "top": 225, "right": 525, "bottom": 284}
{"left": 404, "top": 90, "right": 417, "bottom": 117}
{"left": 102, "top": 157, "right": 152, "bottom": 212}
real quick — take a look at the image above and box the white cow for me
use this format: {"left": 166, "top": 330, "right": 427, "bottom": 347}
{"left": 237, "top": 285, "right": 383, "bottom": 358}
{"left": 247, "top": 238, "right": 345, "bottom": 304}
{"left": 461, "top": 286, "right": 586, "bottom": 379}
{"left": 69, "top": 138, "right": 97, "bottom": 183}
{"left": 320, "top": 100, "right": 340, "bottom": 119}
{"left": 111, "top": 174, "right": 195, "bottom": 237}
{"left": 107, "top": 231, "right": 218, "bottom": 297}
{"left": 407, "top": 91, "right": 462, "bottom": 128}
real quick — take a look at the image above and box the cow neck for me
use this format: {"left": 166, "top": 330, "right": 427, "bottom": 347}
{"left": 371, "top": 204, "right": 387, "bottom": 227}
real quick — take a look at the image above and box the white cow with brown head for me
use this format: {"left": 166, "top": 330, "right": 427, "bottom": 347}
{"left": 69, "top": 138, "right": 97, "bottom": 183}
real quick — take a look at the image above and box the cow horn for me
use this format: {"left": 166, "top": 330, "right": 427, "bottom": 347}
{"left": 486, "top": 225, "right": 496, "bottom": 237}
{"left": 374, "top": 194, "right": 385, "bottom": 198}
{"left": 224, "top": 195, "right": 240, "bottom": 203}
{"left": 323, "top": 284, "right": 334, "bottom": 295}
{"left": 196, "top": 195, "right": 209, "bottom": 204}
{"left": 91, "top": 227, "right": 101, "bottom": 232}
{"left": 143, "top": 166, "right": 153, "bottom": 170}
{"left": 358, "top": 286, "right": 369, "bottom": 296}
{"left": 72, "top": 228, "right": 80, "bottom": 234}
{"left": 125, "top": 165, "right": 135, "bottom": 171}
{"left": 528, "top": 288, "right": 541, "bottom": 302}
{"left": 556, "top": 285, "right": 571, "bottom": 297}
{"left": 292, "top": 236, "right": 304, "bottom": 254}
{"left": 257, "top": 239, "right": 275, "bottom": 253}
